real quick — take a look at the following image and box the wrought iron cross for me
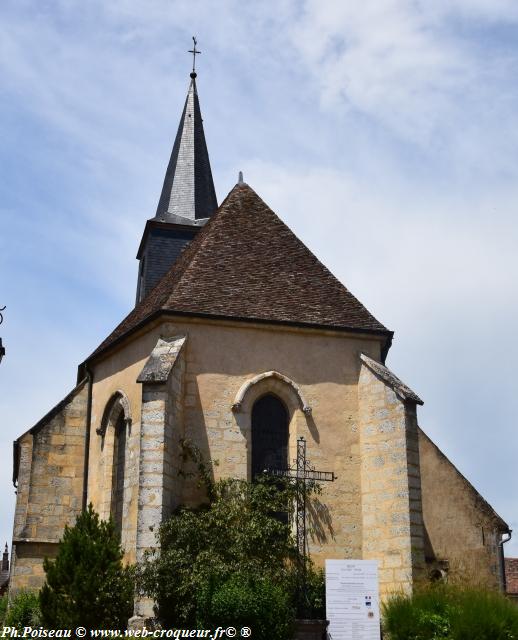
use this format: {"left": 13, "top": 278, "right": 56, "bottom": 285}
{"left": 266, "top": 436, "right": 335, "bottom": 614}
{"left": 188, "top": 36, "right": 201, "bottom": 74}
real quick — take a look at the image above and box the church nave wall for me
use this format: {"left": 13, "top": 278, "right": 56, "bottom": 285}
{"left": 10, "top": 380, "right": 89, "bottom": 593}
{"left": 160, "top": 318, "right": 384, "bottom": 565}
{"left": 418, "top": 428, "right": 507, "bottom": 590}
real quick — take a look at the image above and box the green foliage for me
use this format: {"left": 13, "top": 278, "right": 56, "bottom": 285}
{"left": 0, "top": 595, "right": 7, "bottom": 625}
{"left": 4, "top": 591, "right": 41, "bottom": 629}
{"left": 304, "top": 566, "right": 326, "bottom": 619}
{"left": 139, "top": 441, "right": 331, "bottom": 630}
{"left": 40, "top": 503, "right": 134, "bottom": 630}
{"left": 139, "top": 476, "right": 299, "bottom": 627}
{"left": 198, "top": 572, "right": 295, "bottom": 640}
{"left": 383, "top": 583, "right": 518, "bottom": 640}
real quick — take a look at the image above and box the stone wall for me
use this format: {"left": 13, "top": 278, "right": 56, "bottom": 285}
{"left": 172, "top": 320, "right": 381, "bottom": 562}
{"left": 133, "top": 336, "right": 186, "bottom": 619}
{"left": 10, "top": 381, "right": 88, "bottom": 592}
{"left": 419, "top": 428, "right": 507, "bottom": 589}
{"left": 506, "top": 558, "right": 518, "bottom": 596}
{"left": 358, "top": 360, "right": 425, "bottom": 597}
{"left": 89, "top": 316, "right": 386, "bottom": 568}
{"left": 9, "top": 542, "right": 58, "bottom": 593}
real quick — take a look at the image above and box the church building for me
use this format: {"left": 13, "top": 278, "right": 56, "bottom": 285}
{"left": 9, "top": 65, "right": 510, "bottom": 619}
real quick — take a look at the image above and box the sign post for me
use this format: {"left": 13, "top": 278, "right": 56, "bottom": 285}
{"left": 325, "top": 559, "right": 381, "bottom": 640}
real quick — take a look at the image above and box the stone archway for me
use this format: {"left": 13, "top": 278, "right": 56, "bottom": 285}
{"left": 231, "top": 371, "right": 311, "bottom": 480}
{"left": 232, "top": 371, "right": 312, "bottom": 415}
{"left": 96, "top": 391, "right": 132, "bottom": 534}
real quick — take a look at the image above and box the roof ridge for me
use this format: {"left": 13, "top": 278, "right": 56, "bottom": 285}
{"left": 143, "top": 184, "right": 241, "bottom": 305}
{"left": 84, "top": 185, "right": 245, "bottom": 361}
{"left": 85, "top": 182, "right": 391, "bottom": 363}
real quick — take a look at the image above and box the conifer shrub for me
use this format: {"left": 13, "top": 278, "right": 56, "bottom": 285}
{"left": 40, "top": 504, "right": 134, "bottom": 630}
{"left": 382, "top": 583, "right": 518, "bottom": 640}
{"left": 4, "top": 591, "right": 41, "bottom": 629}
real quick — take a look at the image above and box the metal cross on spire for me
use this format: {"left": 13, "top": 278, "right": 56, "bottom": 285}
{"left": 188, "top": 36, "right": 201, "bottom": 76}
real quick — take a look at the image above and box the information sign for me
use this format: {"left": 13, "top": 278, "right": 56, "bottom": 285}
{"left": 325, "top": 559, "right": 381, "bottom": 640}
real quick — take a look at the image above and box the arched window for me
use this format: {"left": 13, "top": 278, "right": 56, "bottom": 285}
{"left": 251, "top": 394, "right": 289, "bottom": 478}
{"left": 97, "top": 391, "right": 132, "bottom": 538}
{"left": 111, "top": 412, "right": 127, "bottom": 537}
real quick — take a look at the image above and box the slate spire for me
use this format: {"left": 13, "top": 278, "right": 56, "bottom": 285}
{"left": 154, "top": 72, "right": 217, "bottom": 221}
{"left": 135, "top": 67, "right": 218, "bottom": 304}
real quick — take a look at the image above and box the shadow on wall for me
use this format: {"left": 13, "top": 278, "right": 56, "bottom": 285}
{"left": 307, "top": 495, "right": 334, "bottom": 545}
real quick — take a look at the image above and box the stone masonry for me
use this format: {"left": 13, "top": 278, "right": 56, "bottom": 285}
{"left": 358, "top": 355, "right": 425, "bottom": 596}
{"left": 134, "top": 336, "right": 187, "bottom": 619}
{"left": 10, "top": 381, "right": 88, "bottom": 592}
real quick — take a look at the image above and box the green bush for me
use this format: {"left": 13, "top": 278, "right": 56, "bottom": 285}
{"left": 4, "top": 591, "right": 41, "bottom": 629}
{"left": 0, "top": 595, "right": 7, "bottom": 625}
{"left": 40, "top": 503, "right": 134, "bottom": 630}
{"left": 139, "top": 476, "right": 299, "bottom": 627}
{"left": 198, "top": 572, "right": 295, "bottom": 640}
{"left": 304, "top": 566, "right": 326, "bottom": 619}
{"left": 138, "top": 438, "right": 331, "bottom": 630}
{"left": 383, "top": 583, "right": 518, "bottom": 640}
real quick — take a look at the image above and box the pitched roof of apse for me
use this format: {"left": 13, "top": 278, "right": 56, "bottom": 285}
{"left": 87, "top": 183, "right": 392, "bottom": 362}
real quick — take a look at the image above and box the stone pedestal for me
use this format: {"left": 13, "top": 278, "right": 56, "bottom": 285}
{"left": 294, "top": 619, "right": 328, "bottom": 640}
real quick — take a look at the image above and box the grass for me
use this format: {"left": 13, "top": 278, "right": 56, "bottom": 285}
{"left": 382, "top": 583, "right": 518, "bottom": 640}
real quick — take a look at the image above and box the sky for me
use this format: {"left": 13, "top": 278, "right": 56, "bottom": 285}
{"left": 0, "top": 0, "right": 517, "bottom": 560}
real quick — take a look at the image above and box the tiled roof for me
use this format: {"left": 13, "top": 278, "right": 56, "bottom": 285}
{"left": 360, "top": 353, "right": 423, "bottom": 405}
{"left": 88, "top": 183, "right": 391, "bottom": 361}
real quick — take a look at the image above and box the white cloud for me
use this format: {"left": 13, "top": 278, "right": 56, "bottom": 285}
{"left": 291, "top": 0, "right": 518, "bottom": 161}
{"left": 241, "top": 159, "right": 518, "bottom": 553}
{"left": 1, "top": 0, "right": 518, "bottom": 559}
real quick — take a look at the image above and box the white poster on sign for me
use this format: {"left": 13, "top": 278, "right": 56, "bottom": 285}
{"left": 325, "top": 559, "right": 381, "bottom": 640}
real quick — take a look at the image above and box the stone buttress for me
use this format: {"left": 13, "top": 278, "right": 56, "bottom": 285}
{"left": 358, "top": 354, "right": 425, "bottom": 595}
{"left": 134, "top": 335, "right": 187, "bottom": 619}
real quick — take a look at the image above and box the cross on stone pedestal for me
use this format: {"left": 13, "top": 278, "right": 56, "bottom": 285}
{"left": 266, "top": 436, "right": 335, "bottom": 615}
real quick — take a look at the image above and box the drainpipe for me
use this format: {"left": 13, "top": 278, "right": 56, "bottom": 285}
{"left": 499, "top": 529, "right": 512, "bottom": 593}
{"left": 82, "top": 366, "right": 93, "bottom": 511}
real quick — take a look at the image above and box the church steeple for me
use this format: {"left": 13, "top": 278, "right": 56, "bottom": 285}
{"left": 2, "top": 543, "right": 8, "bottom": 572}
{"left": 135, "top": 54, "right": 218, "bottom": 304}
{"left": 154, "top": 73, "right": 217, "bottom": 221}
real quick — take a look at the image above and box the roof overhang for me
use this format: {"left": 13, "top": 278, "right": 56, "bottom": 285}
{"left": 136, "top": 217, "right": 207, "bottom": 259}
{"left": 79, "top": 308, "right": 394, "bottom": 380}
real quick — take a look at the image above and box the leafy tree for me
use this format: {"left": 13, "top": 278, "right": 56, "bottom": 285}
{"left": 139, "top": 443, "right": 327, "bottom": 632}
{"left": 40, "top": 504, "right": 134, "bottom": 629}
{"left": 0, "top": 594, "right": 8, "bottom": 625}
{"left": 4, "top": 591, "right": 41, "bottom": 629}
{"left": 198, "top": 572, "right": 295, "bottom": 640}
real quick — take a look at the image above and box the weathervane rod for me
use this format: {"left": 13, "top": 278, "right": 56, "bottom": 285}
{"left": 188, "top": 36, "right": 201, "bottom": 75}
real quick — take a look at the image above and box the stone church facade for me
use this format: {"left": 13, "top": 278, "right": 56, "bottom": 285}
{"left": 9, "top": 69, "right": 510, "bottom": 617}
